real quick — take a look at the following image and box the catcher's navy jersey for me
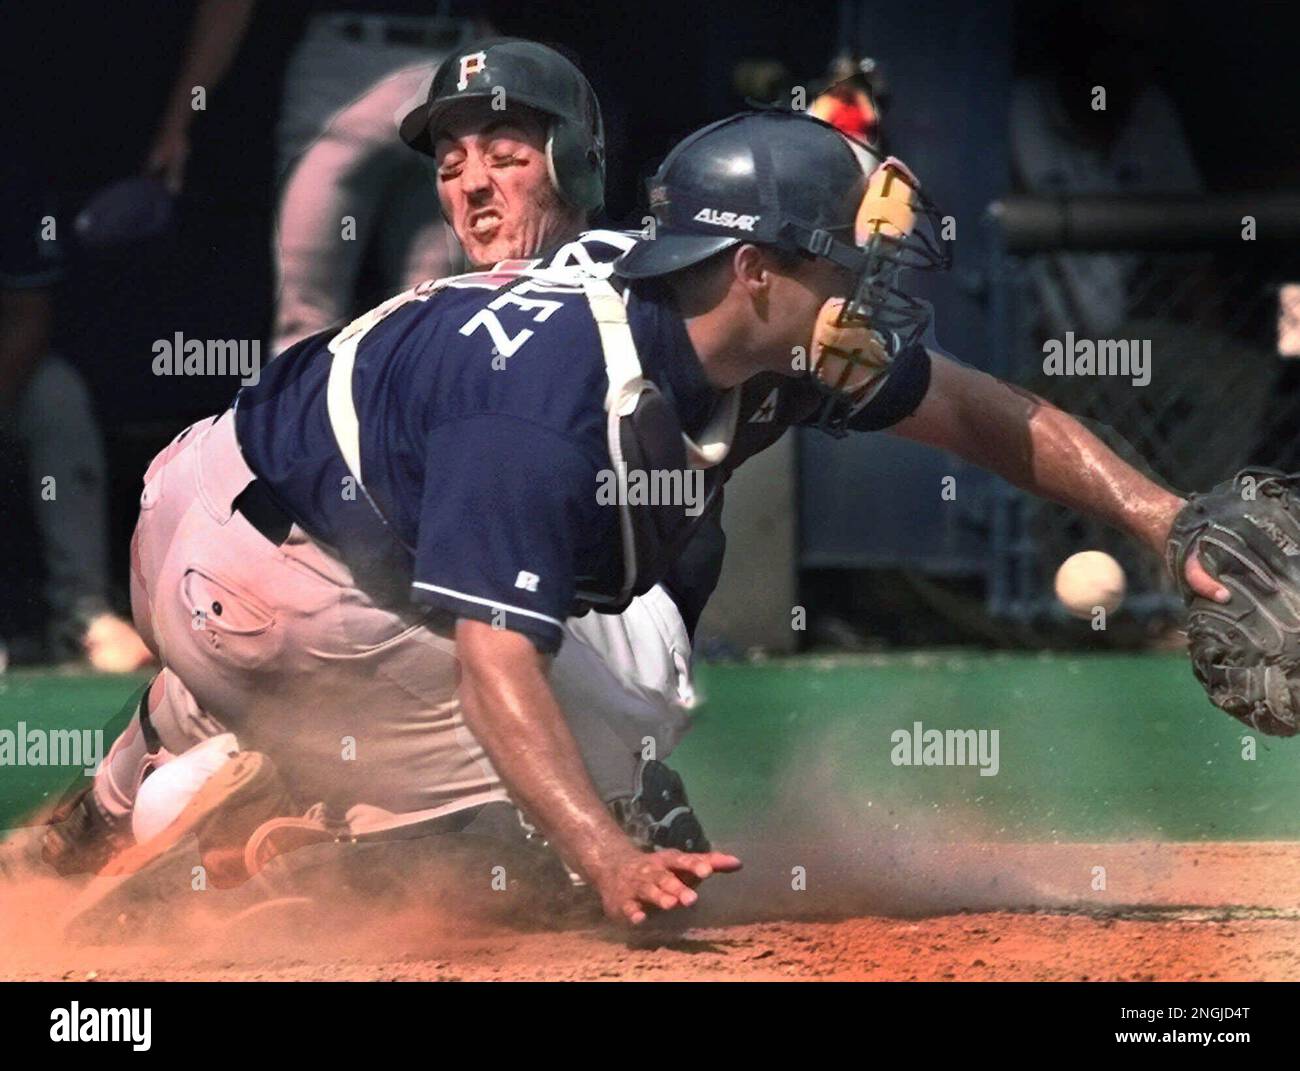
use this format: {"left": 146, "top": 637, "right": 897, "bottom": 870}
{"left": 530, "top": 231, "right": 934, "bottom": 633}
{"left": 235, "top": 254, "right": 716, "bottom": 653}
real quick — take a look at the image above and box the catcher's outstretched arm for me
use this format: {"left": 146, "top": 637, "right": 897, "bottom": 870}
{"left": 891, "top": 351, "right": 1229, "bottom": 603}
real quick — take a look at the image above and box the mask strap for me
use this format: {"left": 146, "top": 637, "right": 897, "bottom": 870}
{"left": 327, "top": 282, "right": 450, "bottom": 486}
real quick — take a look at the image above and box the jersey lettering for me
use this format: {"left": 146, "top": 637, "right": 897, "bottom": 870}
{"left": 457, "top": 309, "right": 535, "bottom": 357}
{"left": 457, "top": 288, "right": 568, "bottom": 357}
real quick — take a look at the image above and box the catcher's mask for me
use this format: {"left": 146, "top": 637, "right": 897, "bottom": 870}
{"left": 399, "top": 37, "right": 606, "bottom": 214}
{"left": 614, "top": 109, "right": 950, "bottom": 435}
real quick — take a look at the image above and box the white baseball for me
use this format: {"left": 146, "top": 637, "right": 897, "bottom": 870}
{"left": 1054, "top": 550, "right": 1126, "bottom": 619}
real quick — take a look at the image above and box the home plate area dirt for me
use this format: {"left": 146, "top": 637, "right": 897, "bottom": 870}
{"left": 5, "top": 840, "right": 1300, "bottom": 981}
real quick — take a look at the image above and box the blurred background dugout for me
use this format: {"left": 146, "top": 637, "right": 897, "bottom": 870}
{"left": 0, "top": 0, "right": 1297, "bottom": 666}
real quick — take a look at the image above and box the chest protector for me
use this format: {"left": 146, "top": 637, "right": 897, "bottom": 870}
{"left": 579, "top": 276, "right": 738, "bottom": 613}
{"left": 323, "top": 268, "right": 738, "bottom": 617}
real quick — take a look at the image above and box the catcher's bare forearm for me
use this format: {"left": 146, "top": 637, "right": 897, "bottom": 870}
{"left": 455, "top": 619, "right": 637, "bottom": 880}
{"left": 893, "top": 352, "right": 1183, "bottom": 554}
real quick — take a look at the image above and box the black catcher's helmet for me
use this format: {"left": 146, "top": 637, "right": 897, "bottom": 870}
{"left": 400, "top": 38, "right": 606, "bottom": 214}
{"left": 616, "top": 110, "right": 868, "bottom": 280}
{"left": 615, "top": 109, "right": 952, "bottom": 434}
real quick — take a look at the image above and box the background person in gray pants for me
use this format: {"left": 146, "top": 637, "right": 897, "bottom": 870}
{"left": 143, "top": 1, "right": 484, "bottom": 356}
{"left": 270, "top": 5, "right": 486, "bottom": 352}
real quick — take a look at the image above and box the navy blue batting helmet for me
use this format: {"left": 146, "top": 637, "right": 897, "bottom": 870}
{"left": 400, "top": 38, "right": 605, "bottom": 214}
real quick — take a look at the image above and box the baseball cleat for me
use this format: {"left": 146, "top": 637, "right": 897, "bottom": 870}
{"left": 40, "top": 786, "right": 131, "bottom": 877}
{"left": 59, "top": 753, "right": 303, "bottom": 943}
{"left": 611, "top": 759, "right": 711, "bottom": 853}
{"left": 242, "top": 808, "right": 341, "bottom": 878}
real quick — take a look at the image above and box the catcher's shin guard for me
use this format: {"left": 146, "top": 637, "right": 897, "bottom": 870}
{"left": 611, "top": 759, "right": 711, "bottom": 853}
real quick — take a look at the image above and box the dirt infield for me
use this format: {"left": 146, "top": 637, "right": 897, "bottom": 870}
{"left": 5, "top": 840, "right": 1300, "bottom": 981}
{"left": 17, "top": 915, "right": 1300, "bottom": 982}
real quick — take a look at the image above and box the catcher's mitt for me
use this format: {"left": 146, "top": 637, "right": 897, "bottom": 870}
{"left": 1167, "top": 468, "right": 1300, "bottom": 736}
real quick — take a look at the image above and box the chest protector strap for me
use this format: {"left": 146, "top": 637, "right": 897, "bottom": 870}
{"left": 325, "top": 280, "right": 446, "bottom": 501}
{"left": 578, "top": 275, "right": 739, "bottom": 612}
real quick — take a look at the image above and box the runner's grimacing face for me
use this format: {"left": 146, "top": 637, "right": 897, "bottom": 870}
{"left": 433, "top": 102, "right": 578, "bottom": 266}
